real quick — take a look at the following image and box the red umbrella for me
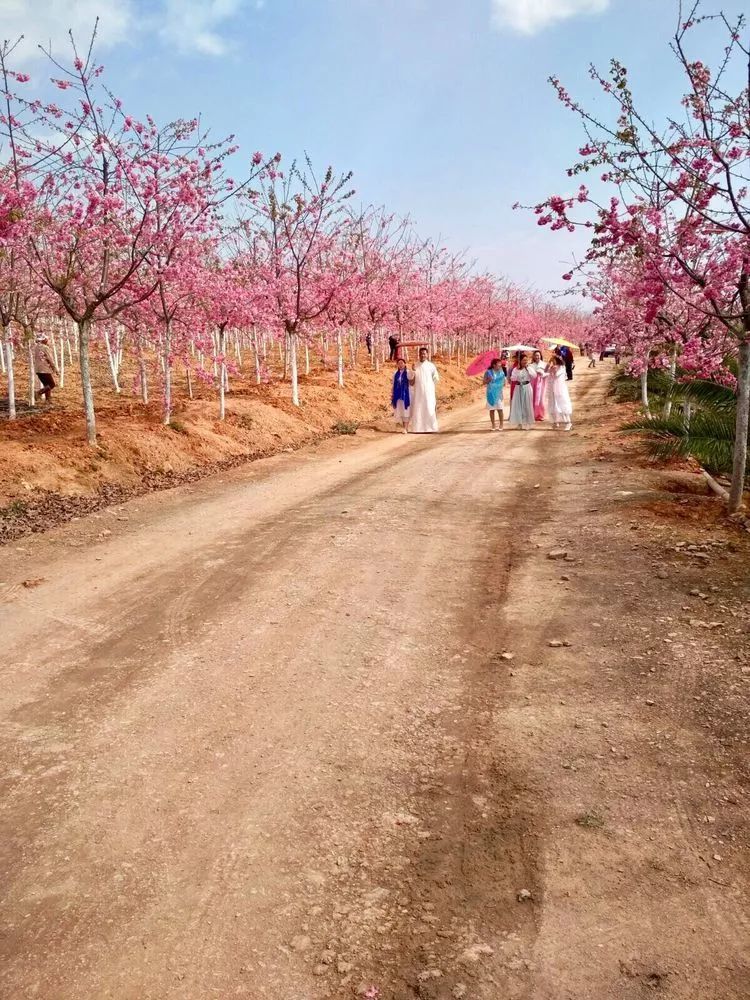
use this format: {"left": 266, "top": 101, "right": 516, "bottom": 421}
{"left": 466, "top": 349, "right": 500, "bottom": 377}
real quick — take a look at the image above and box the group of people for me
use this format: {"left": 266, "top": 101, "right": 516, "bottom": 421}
{"left": 483, "top": 349, "right": 573, "bottom": 431}
{"left": 389, "top": 345, "right": 573, "bottom": 434}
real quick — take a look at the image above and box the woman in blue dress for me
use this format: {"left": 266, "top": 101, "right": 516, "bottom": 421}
{"left": 391, "top": 357, "right": 411, "bottom": 433}
{"left": 483, "top": 357, "right": 506, "bottom": 430}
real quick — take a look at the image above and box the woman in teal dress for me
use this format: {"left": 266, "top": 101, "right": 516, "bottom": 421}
{"left": 483, "top": 358, "right": 506, "bottom": 430}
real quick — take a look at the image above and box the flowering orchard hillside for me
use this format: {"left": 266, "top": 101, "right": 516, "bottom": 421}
{"left": 527, "top": 1, "right": 750, "bottom": 513}
{"left": 0, "top": 33, "right": 586, "bottom": 449}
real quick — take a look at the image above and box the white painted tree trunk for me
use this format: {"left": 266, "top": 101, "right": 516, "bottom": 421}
{"left": 77, "top": 318, "right": 97, "bottom": 445}
{"left": 219, "top": 327, "right": 227, "bottom": 421}
{"left": 139, "top": 356, "right": 148, "bottom": 405}
{"left": 163, "top": 325, "right": 172, "bottom": 426}
{"left": 289, "top": 330, "right": 300, "bottom": 406}
{"left": 253, "top": 327, "right": 261, "bottom": 384}
{"left": 640, "top": 368, "right": 651, "bottom": 419}
{"left": 28, "top": 342, "right": 35, "bottom": 407}
{"left": 59, "top": 335, "right": 65, "bottom": 388}
{"left": 664, "top": 344, "right": 678, "bottom": 419}
{"left": 186, "top": 365, "right": 193, "bottom": 400}
{"left": 104, "top": 329, "right": 121, "bottom": 393}
{"left": 729, "top": 339, "right": 750, "bottom": 514}
{"left": 2, "top": 325, "right": 15, "bottom": 420}
{"left": 336, "top": 329, "right": 344, "bottom": 388}
{"left": 305, "top": 342, "right": 310, "bottom": 375}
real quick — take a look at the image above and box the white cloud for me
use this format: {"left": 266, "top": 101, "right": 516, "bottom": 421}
{"left": 491, "top": 0, "right": 610, "bottom": 34}
{"left": 0, "top": 0, "right": 254, "bottom": 64}
{"left": 0, "top": 0, "right": 134, "bottom": 63}
{"left": 158, "top": 0, "right": 249, "bottom": 56}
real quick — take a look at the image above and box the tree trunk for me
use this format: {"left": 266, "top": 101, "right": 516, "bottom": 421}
{"left": 163, "top": 325, "right": 172, "bottom": 426}
{"left": 664, "top": 344, "right": 677, "bottom": 419}
{"left": 336, "top": 329, "right": 344, "bottom": 388}
{"left": 253, "top": 327, "right": 261, "bottom": 384}
{"left": 186, "top": 365, "right": 193, "bottom": 400}
{"left": 2, "top": 324, "right": 15, "bottom": 420}
{"left": 51, "top": 328, "right": 59, "bottom": 370}
{"left": 305, "top": 342, "right": 310, "bottom": 376}
{"left": 28, "top": 341, "right": 35, "bottom": 407}
{"left": 77, "top": 318, "right": 97, "bottom": 445}
{"left": 640, "top": 368, "right": 651, "bottom": 419}
{"left": 218, "top": 327, "right": 226, "bottom": 420}
{"left": 289, "top": 330, "right": 300, "bottom": 406}
{"left": 104, "top": 328, "right": 121, "bottom": 393}
{"left": 59, "top": 333, "right": 65, "bottom": 388}
{"left": 139, "top": 356, "right": 148, "bottom": 405}
{"left": 728, "top": 339, "right": 750, "bottom": 513}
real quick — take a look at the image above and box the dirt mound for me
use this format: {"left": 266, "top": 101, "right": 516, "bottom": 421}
{"left": 0, "top": 355, "right": 473, "bottom": 541}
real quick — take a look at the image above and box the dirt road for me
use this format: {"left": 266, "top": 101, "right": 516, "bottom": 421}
{"left": 1, "top": 368, "right": 748, "bottom": 1000}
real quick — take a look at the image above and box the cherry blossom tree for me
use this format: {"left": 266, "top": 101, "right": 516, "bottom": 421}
{"left": 530, "top": 1, "right": 750, "bottom": 511}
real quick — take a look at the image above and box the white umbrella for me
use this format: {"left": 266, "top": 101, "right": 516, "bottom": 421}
{"left": 502, "top": 343, "right": 537, "bottom": 353}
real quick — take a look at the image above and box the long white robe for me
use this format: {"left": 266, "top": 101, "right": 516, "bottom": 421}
{"left": 408, "top": 361, "right": 440, "bottom": 433}
{"left": 546, "top": 366, "right": 573, "bottom": 423}
{"left": 508, "top": 368, "right": 534, "bottom": 427}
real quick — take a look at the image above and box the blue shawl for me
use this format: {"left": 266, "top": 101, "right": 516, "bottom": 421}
{"left": 392, "top": 368, "right": 411, "bottom": 408}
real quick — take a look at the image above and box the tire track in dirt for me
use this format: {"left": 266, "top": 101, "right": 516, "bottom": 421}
{"left": 0, "top": 402, "right": 555, "bottom": 999}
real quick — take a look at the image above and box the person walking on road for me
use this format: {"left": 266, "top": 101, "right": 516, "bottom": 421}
{"left": 407, "top": 348, "right": 440, "bottom": 433}
{"left": 587, "top": 347, "right": 597, "bottom": 369}
{"left": 546, "top": 355, "right": 573, "bottom": 430}
{"left": 559, "top": 344, "right": 574, "bottom": 381}
{"left": 391, "top": 357, "right": 411, "bottom": 433}
{"left": 508, "top": 355, "right": 534, "bottom": 430}
{"left": 388, "top": 334, "right": 399, "bottom": 361}
{"left": 483, "top": 357, "right": 506, "bottom": 430}
{"left": 33, "top": 335, "right": 58, "bottom": 405}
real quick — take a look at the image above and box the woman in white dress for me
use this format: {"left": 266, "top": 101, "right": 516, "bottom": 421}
{"left": 508, "top": 356, "right": 535, "bottom": 430}
{"left": 546, "top": 355, "right": 573, "bottom": 430}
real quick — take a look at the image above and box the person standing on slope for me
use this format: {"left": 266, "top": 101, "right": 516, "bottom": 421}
{"left": 33, "top": 335, "right": 59, "bottom": 405}
{"left": 408, "top": 347, "right": 440, "bottom": 433}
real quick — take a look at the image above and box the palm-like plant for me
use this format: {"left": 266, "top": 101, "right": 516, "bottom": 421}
{"left": 622, "top": 370, "right": 744, "bottom": 479}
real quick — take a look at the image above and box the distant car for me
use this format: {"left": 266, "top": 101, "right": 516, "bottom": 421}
{"left": 600, "top": 345, "right": 618, "bottom": 359}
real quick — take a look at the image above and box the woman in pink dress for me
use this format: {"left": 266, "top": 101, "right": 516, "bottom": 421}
{"left": 528, "top": 349, "right": 547, "bottom": 421}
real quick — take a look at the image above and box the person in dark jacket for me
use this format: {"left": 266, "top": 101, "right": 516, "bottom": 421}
{"left": 558, "top": 345, "right": 574, "bottom": 381}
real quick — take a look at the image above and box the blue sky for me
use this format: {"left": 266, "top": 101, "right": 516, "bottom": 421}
{"left": 6, "top": 0, "right": 748, "bottom": 294}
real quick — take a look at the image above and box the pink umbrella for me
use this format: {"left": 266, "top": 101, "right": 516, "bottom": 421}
{"left": 465, "top": 349, "right": 500, "bottom": 377}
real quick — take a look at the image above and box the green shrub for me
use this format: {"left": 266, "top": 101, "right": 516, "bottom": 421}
{"left": 332, "top": 420, "right": 359, "bottom": 436}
